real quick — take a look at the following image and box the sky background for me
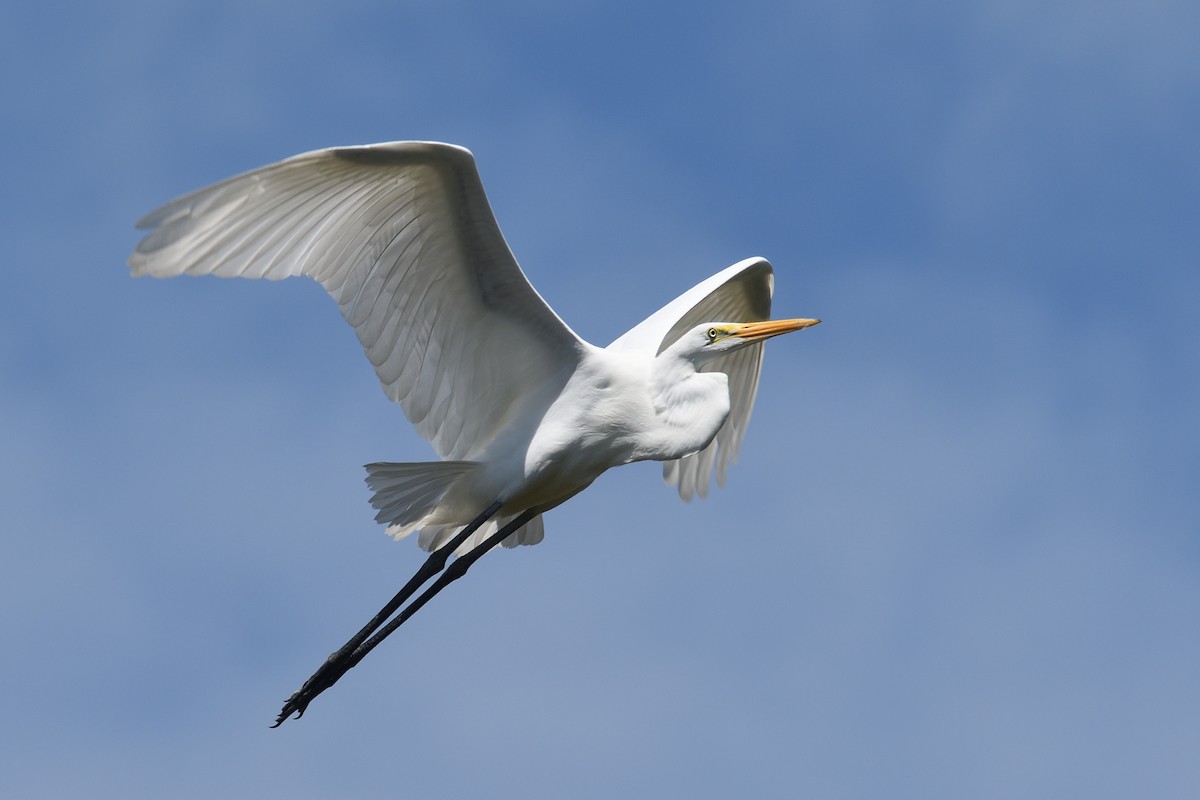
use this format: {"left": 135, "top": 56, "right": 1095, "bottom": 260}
{"left": 2, "top": 1, "right": 1198, "bottom": 797}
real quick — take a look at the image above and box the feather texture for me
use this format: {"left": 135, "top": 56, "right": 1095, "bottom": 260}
{"left": 130, "top": 142, "right": 583, "bottom": 461}
{"left": 609, "top": 258, "right": 774, "bottom": 500}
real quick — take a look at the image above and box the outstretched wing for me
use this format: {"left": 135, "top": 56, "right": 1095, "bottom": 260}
{"left": 608, "top": 257, "right": 774, "bottom": 501}
{"left": 130, "top": 142, "right": 583, "bottom": 460}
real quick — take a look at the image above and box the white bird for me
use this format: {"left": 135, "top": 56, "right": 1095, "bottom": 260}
{"left": 128, "top": 141, "right": 819, "bottom": 725}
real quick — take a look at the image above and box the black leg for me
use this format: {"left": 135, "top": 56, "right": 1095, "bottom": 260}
{"left": 339, "top": 508, "right": 539, "bottom": 669}
{"left": 272, "top": 499, "right": 504, "bottom": 727}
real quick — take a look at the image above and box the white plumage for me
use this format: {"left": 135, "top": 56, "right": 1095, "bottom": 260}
{"left": 130, "top": 141, "right": 816, "bottom": 555}
{"left": 129, "top": 141, "right": 820, "bottom": 723}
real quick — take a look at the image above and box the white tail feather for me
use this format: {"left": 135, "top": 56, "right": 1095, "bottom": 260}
{"left": 366, "top": 460, "right": 545, "bottom": 555}
{"left": 365, "top": 460, "right": 477, "bottom": 535}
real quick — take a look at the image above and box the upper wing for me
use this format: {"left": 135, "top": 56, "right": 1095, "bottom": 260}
{"left": 130, "top": 142, "right": 583, "bottom": 459}
{"left": 608, "top": 257, "right": 774, "bottom": 500}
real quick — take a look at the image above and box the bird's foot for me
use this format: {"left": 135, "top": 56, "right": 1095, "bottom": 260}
{"left": 270, "top": 649, "right": 352, "bottom": 727}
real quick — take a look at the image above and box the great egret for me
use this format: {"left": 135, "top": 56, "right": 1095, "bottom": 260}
{"left": 128, "top": 141, "right": 819, "bottom": 726}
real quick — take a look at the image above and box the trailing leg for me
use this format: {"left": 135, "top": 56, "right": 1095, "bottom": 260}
{"left": 272, "top": 500, "right": 504, "bottom": 727}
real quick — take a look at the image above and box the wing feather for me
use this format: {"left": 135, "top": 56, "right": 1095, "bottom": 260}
{"left": 609, "top": 257, "right": 775, "bottom": 501}
{"left": 130, "top": 141, "right": 582, "bottom": 459}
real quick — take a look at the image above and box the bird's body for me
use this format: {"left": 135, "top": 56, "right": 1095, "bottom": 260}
{"left": 363, "top": 315, "right": 772, "bottom": 553}
{"left": 448, "top": 337, "right": 732, "bottom": 523}
{"left": 128, "top": 141, "right": 819, "bottom": 723}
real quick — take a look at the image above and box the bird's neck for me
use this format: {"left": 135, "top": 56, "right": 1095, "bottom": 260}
{"left": 643, "top": 352, "right": 731, "bottom": 461}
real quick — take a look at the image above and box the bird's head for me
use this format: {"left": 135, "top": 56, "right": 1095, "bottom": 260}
{"left": 678, "top": 318, "right": 821, "bottom": 364}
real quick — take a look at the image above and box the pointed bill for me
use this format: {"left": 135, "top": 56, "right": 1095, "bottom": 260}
{"left": 732, "top": 318, "right": 821, "bottom": 342}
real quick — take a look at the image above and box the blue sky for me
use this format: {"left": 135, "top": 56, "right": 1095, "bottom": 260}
{"left": 2, "top": 1, "right": 1198, "bottom": 796}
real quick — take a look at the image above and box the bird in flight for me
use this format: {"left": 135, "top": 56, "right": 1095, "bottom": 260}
{"left": 128, "top": 141, "right": 820, "bottom": 726}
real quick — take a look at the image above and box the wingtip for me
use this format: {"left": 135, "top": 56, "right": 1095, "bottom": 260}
{"left": 328, "top": 140, "right": 476, "bottom": 168}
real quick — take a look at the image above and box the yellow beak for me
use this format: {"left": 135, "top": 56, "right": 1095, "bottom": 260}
{"left": 732, "top": 318, "right": 821, "bottom": 342}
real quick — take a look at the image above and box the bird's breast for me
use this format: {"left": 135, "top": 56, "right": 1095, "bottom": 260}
{"left": 514, "top": 362, "right": 649, "bottom": 493}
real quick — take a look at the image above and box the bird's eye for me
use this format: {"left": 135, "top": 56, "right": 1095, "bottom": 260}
{"left": 706, "top": 327, "right": 719, "bottom": 342}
